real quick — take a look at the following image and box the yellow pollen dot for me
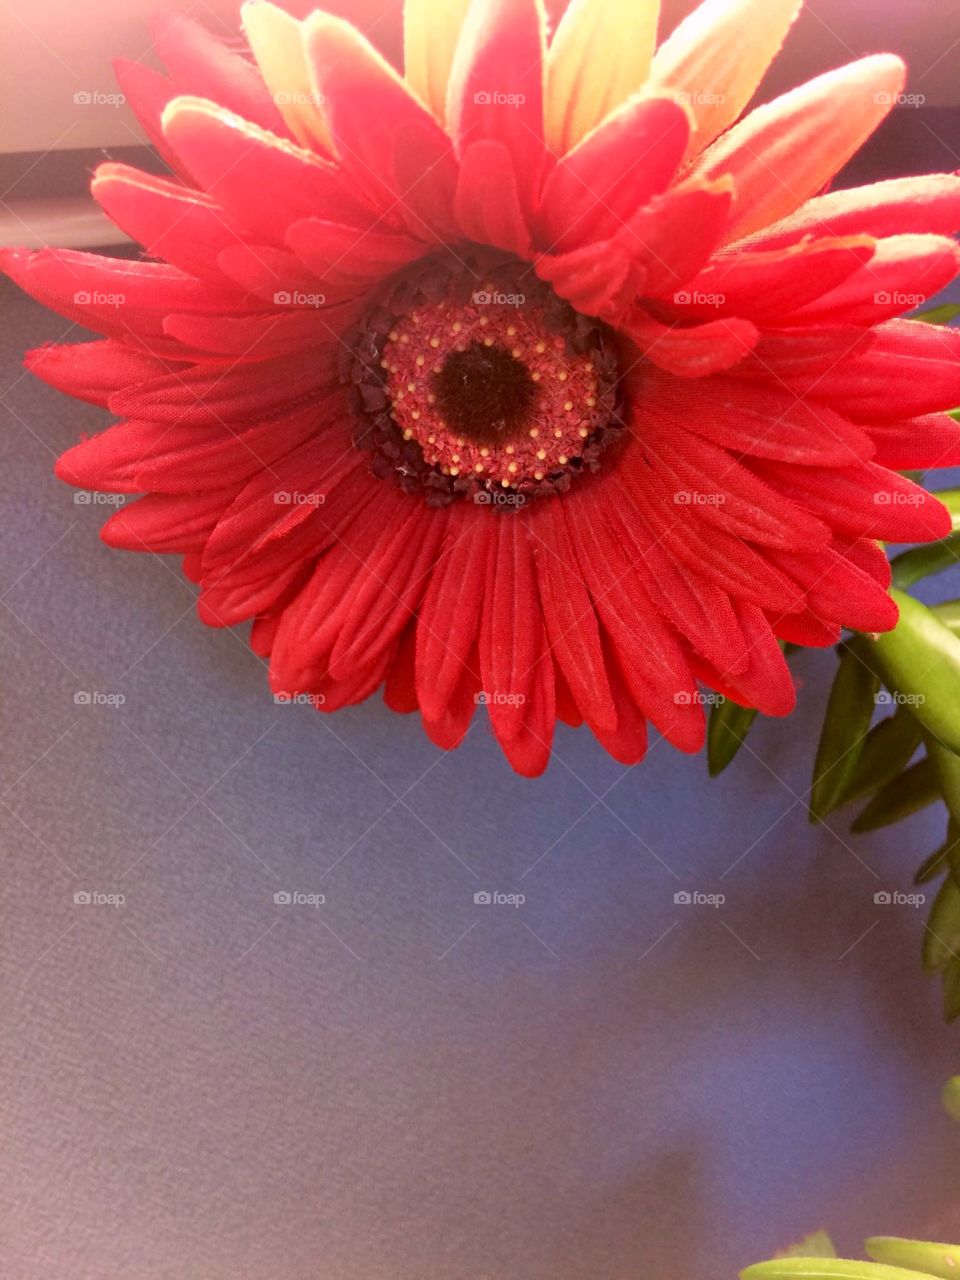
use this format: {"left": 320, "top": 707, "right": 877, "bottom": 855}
{"left": 407, "top": 383, "right": 416, "bottom": 392}
{"left": 505, "top": 445, "right": 515, "bottom": 455}
{"left": 585, "top": 361, "right": 594, "bottom": 371}
{"left": 586, "top": 396, "right": 597, "bottom": 408}
{"left": 536, "top": 449, "right": 547, "bottom": 461}
{"left": 452, "top": 322, "right": 462, "bottom": 334}
{"left": 388, "top": 330, "right": 399, "bottom": 341}
{"left": 427, "top": 394, "right": 436, "bottom": 405}
{"left": 480, "top": 447, "right": 490, "bottom": 458}
{"left": 483, "top": 337, "right": 494, "bottom": 347}
{"left": 390, "top": 364, "right": 399, "bottom": 373}
{"left": 449, "top": 466, "right": 459, "bottom": 476}
{"left": 380, "top": 359, "right": 389, "bottom": 370}
{"left": 474, "top": 462, "right": 484, "bottom": 473}
{"left": 427, "top": 435, "right": 436, "bottom": 444}
{"left": 558, "top": 371, "right": 568, "bottom": 382}
{"left": 564, "top": 401, "right": 574, "bottom": 411}
{"left": 512, "top": 347, "right": 522, "bottom": 359}
{"left": 429, "top": 337, "right": 440, "bottom": 348}
{"left": 456, "top": 343, "right": 466, "bottom": 353}
{"left": 578, "top": 427, "right": 589, "bottom": 439}
{"left": 507, "top": 325, "right": 517, "bottom": 336}
{"left": 479, "top": 315, "right": 489, "bottom": 326}
{"left": 411, "top": 410, "right": 421, "bottom": 420}
{"left": 529, "top": 427, "right": 539, "bottom": 438}
{"left": 534, "top": 470, "right": 544, "bottom": 480}
{"left": 416, "top": 356, "right": 425, "bottom": 367}
{"left": 451, "top": 453, "right": 460, "bottom": 463}
{"left": 531, "top": 371, "right": 541, "bottom": 382}
{"left": 402, "top": 429, "right": 413, "bottom": 440}
{"left": 507, "top": 462, "right": 518, "bottom": 475}
{"left": 536, "top": 342, "right": 545, "bottom": 354}
{"left": 554, "top": 429, "right": 563, "bottom": 438}
{"left": 457, "top": 437, "right": 466, "bottom": 447}
{"left": 399, "top": 334, "right": 409, "bottom": 344}
{"left": 558, "top": 454, "right": 568, "bottom": 465}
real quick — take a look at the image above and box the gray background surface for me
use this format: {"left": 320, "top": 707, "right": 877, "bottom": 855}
{"left": 3, "top": 84, "right": 960, "bottom": 1280}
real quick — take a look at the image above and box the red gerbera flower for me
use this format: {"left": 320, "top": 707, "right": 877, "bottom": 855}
{"left": 6, "top": 0, "right": 960, "bottom": 775}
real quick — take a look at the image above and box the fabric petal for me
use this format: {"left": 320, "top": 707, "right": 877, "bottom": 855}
{"left": 645, "top": 0, "right": 801, "bottom": 161}
{"left": 241, "top": 1, "right": 334, "bottom": 153}
{"left": 536, "top": 96, "right": 689, "bottom": 254}
{"left": 545, "top": 0, "right": 660, "bottom": 155}
{"left": 694, "top": 55, "right": 905, "bottom": 243}
{"left": 403, "top": 0, "right": 473, "bottom": 122}
{"left": 446, "top": 0, "right": 548, "bottom": 219}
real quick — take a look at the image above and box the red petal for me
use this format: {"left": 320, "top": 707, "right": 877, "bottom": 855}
{"left": 536, "top": 97, "right": 689, "bottom": 253}
{"left": 694, "top": 55, "right": 905, "bottom": 242}
{"left": 622, "top": 310, "right": 758, "bottom": 377}
{"left": 447, "top": 0, "right": 548, "bottom": 219}
{"left": 741, "top": 174, "right": 960, "bottom": 250}
{"left": 454, "top": 141, "right": 532, "bottom": 256}
{"left": 25, "top": 340, "right": 175, "bottom": 407}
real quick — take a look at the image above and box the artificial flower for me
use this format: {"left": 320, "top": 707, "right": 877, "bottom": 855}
{"left": 6, "top": 0, "right": 960, "bottom": 775}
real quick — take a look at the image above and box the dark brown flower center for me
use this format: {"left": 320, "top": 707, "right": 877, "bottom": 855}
{"left": 343, "top": 250, "right": 624, "bottom": 507}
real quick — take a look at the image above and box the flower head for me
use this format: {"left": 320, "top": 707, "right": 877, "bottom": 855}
{"left": 7, "top": 0, "right": 960, "bottom": 774}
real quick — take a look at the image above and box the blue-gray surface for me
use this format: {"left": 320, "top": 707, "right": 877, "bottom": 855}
{"left": 2, "top": 266, "right": 960, "bottom": 1280}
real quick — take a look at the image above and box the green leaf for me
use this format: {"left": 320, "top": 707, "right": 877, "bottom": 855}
{"left": 851, "top": 756, "right": 939, "bottom": 833}
{"left": 810, "top": 646, "right": 881, "bottom": 821}
{"left": 942, "top": 960, "right": 960, "bottom": 1022}
{"left": 707, "top": 697, "right": 759, "bottom": 777}
{"left": 782, "top": 1235, "right": 838, "bottom": 1260}
{"left": 913, "top": 303, "right": 960, "bottom": 326}
{"left": 933, "top": 599, "right": 960, "bottom": 633}
{"left": 923, "top": 874, "right": 960, "bottom": 973}
{"left": 865, "top": 1238, "right": 960, "bottom": 1278}
{"left": 843, "top": 710, "right": 923, "bottom": 809}
{"left": 868, "top": 591, "right": 960, "bottom": 757}
{"left": 891, "top": 534, "right": 960, "bottom": 590}
{"left": 742, "top": 1259, "right": 936, "bottom": 1280}
{"left": 927, "top": 738, "right": 960, "bottom": 826}
{"left": 942, "top": 1075, "right": 960, "bottom": 1121}
{"left": 914, "top": 825, "right": 960, "bottom": 884}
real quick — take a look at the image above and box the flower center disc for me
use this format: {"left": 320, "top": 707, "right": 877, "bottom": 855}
{"left": 345, "top": 252, "right": 624, "bottom": 506}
